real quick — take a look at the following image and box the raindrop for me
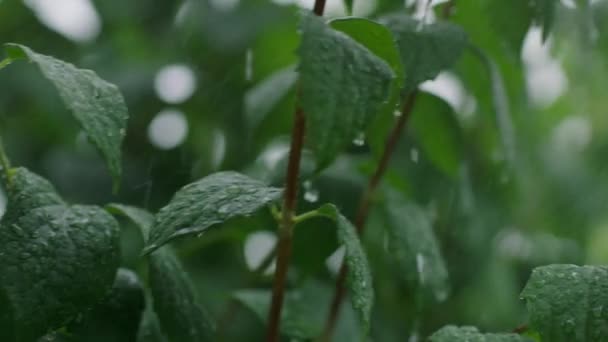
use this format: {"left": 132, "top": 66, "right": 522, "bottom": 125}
{"left": 416, "top": 253, "right": 425, "bottom": 284}
{"left": 393, "top": 108, "right": 402, "bottom": 117}
{"left": 303, "top": 180, "right": 319, "bottom": 203}
{"left": 352, "top": 132, "right": 366, "bottom": 146}
{"left": 245, "top": 49, "right": 254, "bottom": 82}
{"left": 410, "top": 148, "right": 419, "bottom": 163}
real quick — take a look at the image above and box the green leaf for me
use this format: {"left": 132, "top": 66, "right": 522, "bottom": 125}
{"left": 535, "top": 0, "right": 558, "bottom": 42}
{"left": 68, "top": 268, "right": 145, "bottom": 342}
{"left": 409, "top": 93, "right": 463, "bottom": 177}
{"left": 106, "top": 203, "right": 154, "bottom": 242}
{"left": 521, "top": 264, "right": 608, "bottom": 342}
{"left": 383, "top": 191, "right": 449, "bottom": 306}
{"left": 469, "top": 46, "right": 516, "bottom": 164}
{"left": 0, "top": 204, "right": 121, "bottom": 342}
{"left": 137, "top": 306, "right": 167, "bottom": 342}
{"left": 429, "top": 326, "right": 529, "bottom": 341}
{"left": 148, "top": 247, "right": 215, "bottom": 342}
{"left": 343, "top": 0, "right": 353, "bottom": 15}
{"left": 485, "top": 0, "right": 534, "bottom": 56}
{"left": 245, "top": 64, "right": 298, "bottom": 134}
{"left": 379, "top": 14, "right": 468, "bottom": 91}
{"left": 317, "top": 204, "right": 374, "bottom": 333}
{"left": 3, "top": 167, "right": 64, "bottom": 225}
{"left": 143, "top": 171, "right": 282, "bottom": 254}
{"left": 298, "top": 14, "right": 394, "bottom": 169}
{"left": 4, "top": 44, "right": 129, "bottom": 189}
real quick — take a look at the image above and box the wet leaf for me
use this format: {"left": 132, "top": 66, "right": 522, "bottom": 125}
{"left": 143, "top": 171, "right": 281, "bottom": 254}
{"left": 0, "top": 205, "right": 121, "bottom": 342}
{"left": 521, "top": 264, "right": 608, "bottom": 342}
{"left": 106, "top": 203, "right": 154, "bottom": 242}
{"left": 429, "top": 325, "right": 529, "bottom": 341}
{"left": 299, "top": 14, "right": 394, "bottom": 169}
{"left": 4, "top": 44, "right": 129, "bottom": 189}
{"left": 148, "top": 247, "right": 215, "bottom": 342}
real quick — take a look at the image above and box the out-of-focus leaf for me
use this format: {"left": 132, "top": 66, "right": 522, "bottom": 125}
{"left": 343, "top": 0, "right": 353, "bottom": 15}
{"left": 68, "top": 268, "right": 145, "bottom": 342}
{"left": 410, "top": 93, "right": 463, "bottom": 177}
{"left": 299, "top": 14, "right": 394, "bottom": 169}
{"left": 106, "top": 203, "right": 154, "bottom": 242}
{"left": 137, "top": 305, "right": 167, "bottom": 342}
{"left": 4, "top": 43, "right": 129, "bottom": 189}
{"left": 245, "top": 64, "right": 297, "bottom": 134}
{"left": 429, "top": 326, "right": 529, "bottom": 341}
{"left": 143, "top": 171, "right": 282, "bottom": 254}
{"left": 383, "top": 191, "right": 449, "bottom": 306}
{"left": 469, "top": 46, "right": 516, "bottom": 164}
{"left": 521, "top": 264, "right": 608, "bottom": 342}
{"left": 485, "top": 0, "right": 534, "bottom": 55}
{"left": 379, "top": 14, "right": 467, "bottom": 91}
{"left": 149, "top": 247, "right": 215, "bottom": 342}
{"left": 0, "top": 205, "right": 121, "bottom": 342}
{"left": 535, "top": 0, "right": 558, "bottom": 42}
{"left": 317, "top": 203, "right": 373, "bottom": 334}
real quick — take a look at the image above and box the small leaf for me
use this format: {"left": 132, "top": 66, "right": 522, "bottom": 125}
{"left": 535, "top": 0, "right": 557, "bottom": 42}
{"left": 106, "top": 203, "right": 154, "bottom": 242}
{"left": 245, "top": 64, "right": 298, "bottom": 134}
{"left": 4, "top": 44, "right": 129, "bottom": 189}
{"left": 317, "top": 204, "right": 373, "bottom": 333}
{"left": 429, "top": 325, "right": 529, "bottom": 341}
{"left": 469, "top": 46, "right": 516, "bottom": 164}
{"left": 379, "top": 14, "right": 468, "bottom": 90}
{"left": 521, "top": 264, "right": 608, "bottom": 342}
{"left": 3, "top": 167, "right": 64, "bottom": 225}
{"left": 298, "top": 14, "right": 394, "bottom": 169}
{"left": 144, "top": 171, "right": 282, "bottom": 254}
{"left": 68, "top": 268, "right": 145, "bottom": 342}
{"left": 148, "top": 247, "right": 215, "bottom": 342}
{"left": 383, "top": 191, "right": 449, "bottom": 306}
{"left": 0, "top": 205, "right": 121, "bottom": 342}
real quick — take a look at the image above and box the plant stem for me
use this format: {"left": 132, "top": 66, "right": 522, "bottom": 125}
{"left": 320, "top": 92, "right": 418, "bottom": 341}
{"left": 266, "top": 1, "right": 327, "bottom": 340}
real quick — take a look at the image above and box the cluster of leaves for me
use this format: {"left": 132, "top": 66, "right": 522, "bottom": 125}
{"left": 1, "top": 0, "right": 608, "bottom": 341}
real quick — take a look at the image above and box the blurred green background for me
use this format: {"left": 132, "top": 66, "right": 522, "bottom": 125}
{"left": 2, "top": 0, "right": 608, "bottom": 340}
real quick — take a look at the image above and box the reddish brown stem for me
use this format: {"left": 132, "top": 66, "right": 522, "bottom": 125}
{"left": 512, "top": 324, "right": 529, "bottom": 334}
{"left": 320, "top": 93, "right": 418, "bottom": 341}
{"left": 266, "top": 2, "right": 326, "bottom": 339}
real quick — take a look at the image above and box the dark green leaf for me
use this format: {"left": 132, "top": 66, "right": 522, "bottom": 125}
{"left": 380, "top": 14, "right": 468, "bottom": 91}
{"left": 0, "top": 205, "right": 121, "bottom": 342}
{"left": 3, "top": 167, "right": 64, "bottom": 225}
{"left": 429, "top": 326, "right": 529, "bottom": 341}
{"left": 245, "top": 64, "right": 297, "bottom": 134}
{"left": 68, "top": 268, "right": 145, "bottom": 342}
{"left": 383, "top": 191, "right": 449, "bottom": 306}
{"left": 106, "top": 203, "right": 154, "bottom": 242}
{"left": 148, "top": 247, "right": 215, "bottom": 342}
{"left": 409, "top": 93, "right": 463, "bottom": 177}
{"left": 144, "top": 171, "right": 282, "bottom": 254}
{"left": 317, "top": 204, "right": 373, "bottom": 333}
{"left": 485, "top": 0, "right": 534, "bottom": 55}
{"left": 298, "top": 14, "right": 394, "bottom": 169}
{"left": 343, "top": 0, "right": 353, "bottom": 15}
{"left": 4, "top": 44, "right": 129, "bottom": 189}
{"left": 521, "top": 264, "right": 608, "bottom": 342}
{"left": 535, "top": 0, "right": 558, "bottom": 42}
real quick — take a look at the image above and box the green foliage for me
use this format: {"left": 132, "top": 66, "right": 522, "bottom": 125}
{"left": 429, "top": 326, "right": 529, "bottom": 341}
{"left": 4, "top": 44, "right": 128, "bottom": 189}
{"left": 299, "top": 14, "right": 394, "bottom": 169}
{"left": 144, "top": 171, "right": 283, "bottom": 253}
{"left": 148, "top": 247, "right": 215, "bottom": 342}
{"left": 521, "top": 264, "right": 608, "bottom": 342}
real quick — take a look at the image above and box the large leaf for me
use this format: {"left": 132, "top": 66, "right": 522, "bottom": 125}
{"left": 68, "top": 268, "right": 145, "bottom": 342}
{"left": 379, "top": 14, "right": 468, "bottom": 91}
{"left": 148, "top": 247, "right": 215, "bottom": 342}
{"left": 318, "top": 204, "right": 374, "bottom": 333}
{"left": 429, "top": 326, "right": 529, "bottom": 341}
{"left": 143, "top": 171, "right": 282, "bottom": 253}
{"left": 0, "top": 204, "right": 121, "bottom": 342}
{"left": 3, "top": 167, "right": 64, "bottom": 225}
{"left": 521, "top": 264, "right": 608, "bottom": 342}
{"left": 485, "top": 0, "right": 534, "bottom": 55}
{"left": 4, "top": 44, "right": 129, "bottom": 189}
{"left": 383, "top": 191, "right": 449, "bottom": 305}
{"left": 298, "top": 14, "right": 394, "bottom": 169}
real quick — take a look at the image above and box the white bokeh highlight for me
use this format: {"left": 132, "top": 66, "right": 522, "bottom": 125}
{"left": 522, "top": 27, "right": 568, "bottom": 108}
{"left": 420, "top": 72, "right": 477, "bottom": 119}
{"left": 244, "top": 231, "right": 277, "bottom": 273}
{"left": 25, "top": 0, "right": 101, "bottom": 43}
{"left": 209, "top": 0, "right": 240, "bottom": 12}
{"left": 326, "top": 246, "right": 345, "bottom": 276}
{"left": 154, "top": 64, "right": 197, "bottom": 104}
{"left": 148, "top": 109, "right": 189, "bottom": 150}
{"left": 552, "top": 115, "right": 593, "bottom": 153}
{"left": 270, "top": 0, "right": 377, "bottom": 16}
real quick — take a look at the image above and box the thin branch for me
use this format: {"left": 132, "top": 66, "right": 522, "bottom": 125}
{"left": 320, "top": 92, "right": 418, "bottom": 341}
